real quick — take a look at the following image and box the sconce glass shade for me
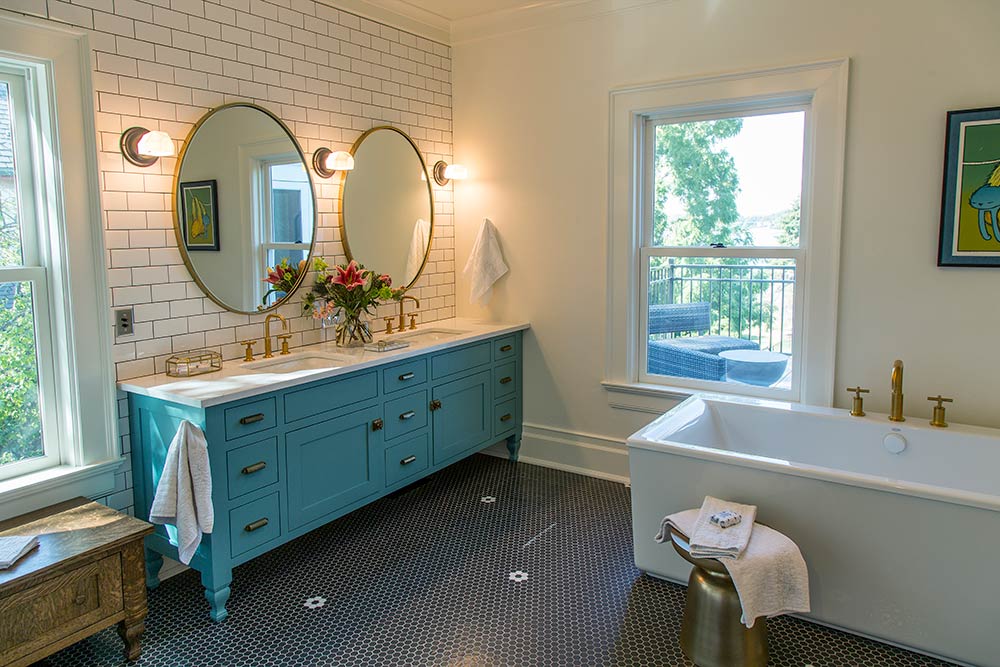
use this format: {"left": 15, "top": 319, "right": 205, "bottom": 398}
{"left": 432, "top": 160, "right": 468, "bottom": 186}
{"left": 120, "top": 126, "right": 174, "bottom": 167}
{"left": 313, "top": 147, "right": 354, "bottom": 178}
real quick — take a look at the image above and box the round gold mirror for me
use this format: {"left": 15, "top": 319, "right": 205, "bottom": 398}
{"left": 340, "top": 126, "right": 433, "bottom": 291}
{"left": 174, "top": 103, "right": 316, "bottom": 313}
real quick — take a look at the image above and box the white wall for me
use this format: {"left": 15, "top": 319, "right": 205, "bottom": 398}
{"left": 454, "top": 0, "right": 1000, "bottom": 477}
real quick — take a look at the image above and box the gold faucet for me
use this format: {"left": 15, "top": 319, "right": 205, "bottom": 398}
{"left": 397, "top": 294, "right": 420, "bottom": 331}
{"left": 263, "top": 313, "right": 287, "bottom": 359}
{"left": 889, "top": 359, "right": 905, "bottom": 422}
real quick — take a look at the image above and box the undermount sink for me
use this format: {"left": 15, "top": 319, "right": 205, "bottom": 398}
{"left": 241, "top": 352, "right": 351, "bottom": 372}
{"left": 393, "top": 328, "right": 469, "bottom": 343}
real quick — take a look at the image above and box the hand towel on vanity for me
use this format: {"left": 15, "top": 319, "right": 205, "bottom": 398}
{"left": 656, "top": 509, "right": 811, "bottom": 628}
{"left": 689, "top": 495, "right": 756, "bottom": 559}
{"left": 463, "top": 218, "right": 508, "bottom": 304}
{"left": 403, "top": 218, "right": 431, "bottom": 286}
{"left": 149, "top": 420, "right": 214, "bottom": 565}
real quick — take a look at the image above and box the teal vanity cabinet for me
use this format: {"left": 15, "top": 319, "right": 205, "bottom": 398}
{"left": 126, "top": 330, "right": 523, "bottom": 621}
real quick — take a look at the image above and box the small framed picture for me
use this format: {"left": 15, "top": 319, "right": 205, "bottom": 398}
{"left": 939, "top": 106, "right": 1000, "bottom": 267}
{"left": 179, "top": 179, "right": 219, "bottom": 251}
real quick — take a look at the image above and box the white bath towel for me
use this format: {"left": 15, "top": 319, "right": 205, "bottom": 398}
{"left": 689, "top": 496, "right": 757, "bottom": 559}
{"left": 463, "top": 218, "right": 508, "bottom": 304}
{"left": 149, "top": 420, "right": 214, "bottom": 565}
{"left": 656, "top": 509, "right": 810, "bottom": 628}
{"left": 403, "top": 218, "right": 431, "bottom": 286}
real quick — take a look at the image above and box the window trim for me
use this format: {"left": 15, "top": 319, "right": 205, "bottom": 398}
{"left": 606, "top": 59, "right": 849, "bottom": 411}
{"left": 0, "top": 12, "right": 120, "bottom": 517}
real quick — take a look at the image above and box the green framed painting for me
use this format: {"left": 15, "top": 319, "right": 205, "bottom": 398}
{"left": 939, "top": 106, "right": 1000, "bottom": 266}
{"left": 180, "top": 180, "right": 220, "bottom": 251}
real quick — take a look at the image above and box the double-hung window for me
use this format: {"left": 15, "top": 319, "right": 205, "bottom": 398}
{"left": 256, "top": 159, "right": 313, "bottom": 307}
{"left": 606, "top": 61, "right": 849, "bottom": 408}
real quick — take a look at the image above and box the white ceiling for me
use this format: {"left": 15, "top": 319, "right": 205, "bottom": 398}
{"left": 386, "top": 0, "right": 556, "bottom": 22}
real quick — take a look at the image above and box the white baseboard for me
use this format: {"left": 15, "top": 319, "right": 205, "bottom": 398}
{"left": 482, "top": 423, "right": 630, "bottom": 484}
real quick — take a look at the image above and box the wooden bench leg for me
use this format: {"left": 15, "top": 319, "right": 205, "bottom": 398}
{"left": 119, "top": 541, "right": 148, "bottom": 661}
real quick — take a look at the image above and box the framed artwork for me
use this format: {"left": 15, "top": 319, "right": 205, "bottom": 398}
{"left": 180, "top": 180, "right": 219, "bottom": 251}
{"left": 939, "top": 106, "right": 1000, "bottom": 267}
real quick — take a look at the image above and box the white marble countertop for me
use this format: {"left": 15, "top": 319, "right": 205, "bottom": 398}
{"left": 118, "top": 319, "right": 530, "bottom": 409}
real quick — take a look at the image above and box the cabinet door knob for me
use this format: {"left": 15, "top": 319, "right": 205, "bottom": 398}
{"left": 400, "top": 455, "right": 417, "bottom": 465}
{"left": 372, "top": 418, "right": 384, "bottom": 431}
{"left": 241, "top": 461, "right": 267, "bottom": 475}
{"left": 500, "top": 344, "right": 513, "bottom": 353}
{"left": 499, "top": 376, "right": 513, "bottom": 385}
{"left": 239, "top": 413, "right": 265, "bottom": 425}
{"left": 244, "top": 518, "right": 269, "bottom": 532}
{"left": 429, "top": 399, "right": 442, "bottom": 411}
{"left": 398, "top": 372, "right": 415, "bottom": 381}
{"left": 74, "top": 593, "right": 87, "bottom": 605}
{"left": 399, "top": 410, "right": 416, "bottom": 421}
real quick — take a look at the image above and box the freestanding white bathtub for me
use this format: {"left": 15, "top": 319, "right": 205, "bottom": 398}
{"left": 628, "top": 393, "right": 999, "bottom": 667}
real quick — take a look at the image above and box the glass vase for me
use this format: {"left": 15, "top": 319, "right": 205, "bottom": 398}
{"left": 332, "top": 308, "right": 372, "bottom": 348}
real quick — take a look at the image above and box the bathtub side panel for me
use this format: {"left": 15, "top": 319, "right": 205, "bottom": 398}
{"left": 628, "top": 447, "right": 1000, "bottom": 667}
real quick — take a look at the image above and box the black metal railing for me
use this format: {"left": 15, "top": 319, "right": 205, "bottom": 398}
{"left": 649, "top": 260, "right": 796, "bottom": 353}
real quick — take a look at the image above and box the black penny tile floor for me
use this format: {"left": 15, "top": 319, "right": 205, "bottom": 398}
{"left": 39, "top": 454, "right": 954, "bottom": 666}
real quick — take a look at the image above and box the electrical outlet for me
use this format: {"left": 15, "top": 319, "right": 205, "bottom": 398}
{"left": 115, "top": 308, "right": 134, "bottom": 336}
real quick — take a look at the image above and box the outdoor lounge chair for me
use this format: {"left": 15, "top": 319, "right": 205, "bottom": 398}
{"left": 647, "top": 302, "right": 759, "bottom": 381}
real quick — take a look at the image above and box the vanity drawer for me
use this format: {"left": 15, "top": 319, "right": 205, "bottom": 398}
{"left": 384, "top": 390, "right": 428, "bottom": 441}
{"left": 226, "top": 437, "right": 278, "bottom": 500}
{"left": 229, "top": 492, "right": 281, "bottom": 557}
{"left": 494, "top": 362, "right": 517, "bottom": 400}
{"left": 284, "top": 371, "right": 377, "bottom": 423}
{"left": 431, "top": 342, "right": 491, "bottom": 380}
{"left": 494, "top": 397, "right": 518, "bottom": 436}
{"left": 383, "top": 359, "right": 427, "bottom": 394}
{"left": 493, "top": 335, "right": 518, "bottom": 361}
{"left": 224, "top": 397, "right": 277, "bottom": 441}
{"left": 385, "top": 434, "right": 429, "bottom": 487}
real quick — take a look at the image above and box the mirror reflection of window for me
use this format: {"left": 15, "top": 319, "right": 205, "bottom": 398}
{"left": 258, "top": 159, "right": 313, "bottom": 306}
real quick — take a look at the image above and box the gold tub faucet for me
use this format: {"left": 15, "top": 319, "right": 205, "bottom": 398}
{"left": 398, "top": 294, "right": 420, "bottom": 331}
{"left": 263, "top": 313, "right": 287, "bottom": 359}
{"left": 889, "top": 359, "right": 905, "bottom": 422}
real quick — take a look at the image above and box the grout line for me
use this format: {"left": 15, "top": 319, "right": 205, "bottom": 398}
{"left": 521, "top": 522, "right": 557, "bottom": 549}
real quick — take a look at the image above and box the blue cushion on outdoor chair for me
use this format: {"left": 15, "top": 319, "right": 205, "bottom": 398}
{"left": 648, "top": 336, "right": 759, "bottom": 381}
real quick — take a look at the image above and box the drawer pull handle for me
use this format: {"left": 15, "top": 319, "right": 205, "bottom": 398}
{"left": 500, "top": 344, "right": 513, "bottom": 353}
{"left": 398, "top": 372, "right": 415, "bottom": 381}
{"left": 241, "top": 461, "right": 266, "bottom": 475}
{"left": 400, "top": 410, "right": 416, "bottom": 421}
{"left": 400, "top": 455, "right": 417, "bottom": 465}
{"left": 244, "top": 518, "right": 269, "bottom": 532}
{"left": 499, "top": 376, "right": 513, "bottom": 385}
{"left": 500, "top": 413, "right": 513, "bottom": 422}
{"left": 429, "top": 399, "right": 442, "bottom": 411}
{"left": 372, "top": 418, "right": 384, "bottom": 431}
{"left": 239, "top": 413, "right": 265, "bottom": 425}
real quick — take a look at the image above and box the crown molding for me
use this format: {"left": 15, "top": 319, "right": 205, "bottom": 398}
{"left": 450, "top": 0, "right": 668, "bottom": 45}
{"left": 325, "top": 0, "right": 451, "bottom": 44}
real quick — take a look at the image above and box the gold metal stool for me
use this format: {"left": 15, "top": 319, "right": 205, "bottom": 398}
{"left": 669, "top": 527, "right": 768, "bottom": 667}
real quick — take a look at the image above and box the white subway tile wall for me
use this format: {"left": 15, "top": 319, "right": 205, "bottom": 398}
{"left": 7, "top": 0, "right": 455, "bottom": 514}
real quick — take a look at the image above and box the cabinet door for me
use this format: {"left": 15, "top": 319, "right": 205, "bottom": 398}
{"left": 431, "top": 370, "right": 491, "bottom": 464}
{"left": 285, "top": 407, "right": 382, "bottom": 529}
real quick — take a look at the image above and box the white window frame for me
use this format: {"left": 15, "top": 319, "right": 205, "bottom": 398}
{"left": 604, "top": 60, "right": 849, "bottom": 412}
{"left": 0, "top": 12, "right": 120, "bottom": 519}
{"left": 256, "top": 157, "right": 312, "bottom": 305}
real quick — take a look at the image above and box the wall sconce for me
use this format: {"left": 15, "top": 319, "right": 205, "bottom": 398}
{"left": 432, "top": 160, "right": 467, "bottom": 186}
{"left": 120, "top": 127, "right": 175, "bottom": 167}
{"left": 313, "top": 148, "right": 354, "bottom": 178}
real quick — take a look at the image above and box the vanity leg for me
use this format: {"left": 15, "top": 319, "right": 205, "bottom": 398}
{"left": 506, "top": 433, "right": 521, "bottom": 462}
{"left": 201, "top": 568, "right": 232, "bottom": 622}
{"left": 144, "top": 547, "right": 163, "bottom": 590}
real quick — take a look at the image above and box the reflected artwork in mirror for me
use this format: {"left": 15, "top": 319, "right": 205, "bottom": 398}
{"left": 341, "top": 126, "right": 433, "bottom": 291}
{"left": 174, "top": 103, "right": 316, "bottom": 313}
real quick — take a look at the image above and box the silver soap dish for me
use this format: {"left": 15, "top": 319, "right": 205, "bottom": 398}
{"left": 364, "top": 339, "right": 411, "bottom": 352}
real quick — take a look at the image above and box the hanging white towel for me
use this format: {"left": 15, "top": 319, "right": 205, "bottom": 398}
{"left": 149, "top": 420, "right": 214, "bottom": 565}
{"left": 656, "top": 509, "right": 810, "bottom": 628}
{"left": 463, "top": 218, "right": 508, "bottom": 304}
{"left": 403, "top": 218, "right": 431, "bottom": 286}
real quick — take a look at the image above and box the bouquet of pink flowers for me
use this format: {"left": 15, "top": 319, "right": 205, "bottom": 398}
{"left": 303, "top": 258, "right": 398, "bottom": 346}
{"left": 260, "top": 257, "right": 306, "bottom": 309}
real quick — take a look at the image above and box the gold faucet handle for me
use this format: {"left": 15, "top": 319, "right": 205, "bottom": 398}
{"left": 409, "top": 313, "right": 418, "bottom": 330}
{"left": 277, "top": 334, "right": 292, "bottom": 355}
{"left": 927, "top": 395, "right": 953, "bottom": 428}
{"left": 384, "top": 317, "right": 394, "bottom": 335}
{"left": 847, "top": 386, "right": 870, "bottom": 397}
{"left": 927, "top": 395, "right": 953, "bottom": 406}
{"left": 846, "top": 386, "right": 869, "bottom": 417}
{"left": 240, "top": 340, "right": 256, "bottom": 362}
